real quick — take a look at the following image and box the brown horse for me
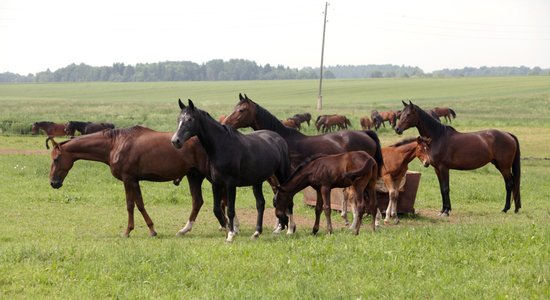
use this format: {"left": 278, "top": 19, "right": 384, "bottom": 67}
{"left": 282, "top": 118, "right": 301, "bottom": 130}
{"left": 378, "top": 110, "right": 398, "bottom": 128}
{"left": 316, "top": 114, "right": 350, "bottom": 132}
{"left": 341, "top": 136, "right": 431, "bottom": 226}
{"left": 274, "top": 151, "right": 378, "bottom": 235}
{"left": 370, "top": 110, "right": 384, "bottom": 130}
{"left": 395, "top": 101, "right": 521, "bottom": 216}
{"left": 47, "top": 126, "right": 226, "bottom": 237}
{"left": 223, "top": 94, "right": 383, "bottom": 233}
{"left": 432, "top": 107, "right": 456, "bottom": 123}
{"left": 360, "top": 116, "right": 373, "bottom": 130}
{"left": 32, "top": 121, "right": 66, "bottom": 137}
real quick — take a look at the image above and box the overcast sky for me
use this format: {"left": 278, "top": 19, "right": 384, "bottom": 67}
{"left": 1, "top": 0, "right": 549, "bottom": 75}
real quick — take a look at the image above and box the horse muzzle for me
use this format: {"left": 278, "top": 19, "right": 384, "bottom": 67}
{"left": 50, "top": 180, "right": 63, "bottom": 189}
{"left": 395, "top": 127, "right": 403, "bottom": 135}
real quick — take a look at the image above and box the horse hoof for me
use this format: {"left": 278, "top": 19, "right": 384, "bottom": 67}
{"left": 384, "top": 220, "right": 390, "bottom": 225}
{"left": 149, "top": 231, "right": 157, "bottom": 237}
{"left": 251, "top": 231, "right": 260, "bottom": 240}
{"left": 287, "top": 224, "right": 296, "bottom": 235}
{"left": 273, "top": 224, "right": 283, "bottom": 234}
{"left": 226, "top": 231, "right": 236, "bottom": 243}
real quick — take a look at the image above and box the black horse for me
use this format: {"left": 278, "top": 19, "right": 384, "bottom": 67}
{"left": 395, "top": 100, "right": 521, "bottom": 216}
{"left": 171, "top": 99, "right": 291, "bottom": 242}
{"left": 65, "top": 121, "right": 115, "bottom": 136}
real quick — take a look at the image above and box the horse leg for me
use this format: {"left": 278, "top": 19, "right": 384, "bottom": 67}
{"left": 177, "top": 172, "right": 205, "bottom": 236}
{"left": 497, "top": 166, "right": 514, "bottom": 213}
{"left": 435, "top": 167, "right": 451, "bottom": 216}
{"left": 211, "top": 184, "right": 228, "bottom": 231}
{"left": 251, "top": 183, "right": 266, "bottom": 239}
{"left": 123, "top": 180, "right": 156, "bottom": 237}
{"left": 224, "top": 185, "right": 238, "bottom": 243}
{"left": 312, "top": 189, "right": 323, "bottom": 235}
{"left": 352, "top": 185, "right": 364, "bottom": 235}
{"left": 321, "top": 186, "right": 333, "bottom": 234}
{"left": 341, "top": 188, "right": 350, "bottom": 226}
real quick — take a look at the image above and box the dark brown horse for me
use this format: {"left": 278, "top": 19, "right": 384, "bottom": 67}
{"left": 171, "top": 99, "right": 291, "bottom": 243}
{"left": 315, "top": 114, "right": 350, "bottom": 132}
{"left": 47, "top": 126, "right": 226, "bottom": 237}
{"left": 32, "top": 121, "right": 66, "bottom": 137}
{"left": 432, "top": 107, "right": 456, "bottom": 123}
{"left": 395, "top": 101, "right": 521, "bottom": 216}
{"left": 274, "top": 151, "right": 378, "bottom": 235}
{"left": 370, "top": 110, "right": 384, "bottom": 130}
{"left": 64, "top": 121, "right": 115, "bottom": 136}
{"left": 292, "top": 112, "right": 312, "bottom": 127}
{"left": 223, "top": 94, "right": 383, "bottom": 232}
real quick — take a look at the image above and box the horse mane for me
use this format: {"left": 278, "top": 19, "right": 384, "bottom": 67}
{"left": 35, "top": 121, "right": 55, "bottom": 126}
{"left": 413, "top": 104, "right": 448, "bottom": 136}
{"left": 389, "top": 137, "right": 417, "bottom": 148}
{"left": 253, "top": 100, "right": 301, "bottom": 136}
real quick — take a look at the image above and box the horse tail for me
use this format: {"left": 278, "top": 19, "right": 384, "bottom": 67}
{"left": 449, "top": 108, "right": 456, "bottom": 119}
{"left": 510, "top": 133, "right": 521, "bottom": 212}
{"left": 364, "top": 130, "right": 383, "bottom": 177}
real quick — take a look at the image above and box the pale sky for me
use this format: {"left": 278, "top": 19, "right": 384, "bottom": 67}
{"left": 1, "top": 0, "right": 549, "bottom": 75}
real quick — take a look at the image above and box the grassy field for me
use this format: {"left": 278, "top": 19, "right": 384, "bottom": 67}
{"left": 1, "top": 77, "right": 549, "bottom": 299}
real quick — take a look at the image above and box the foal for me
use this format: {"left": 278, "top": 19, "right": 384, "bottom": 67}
{"left": 274, "top": 151, "right": 378, "bottom": 235}
{"left": 343, "top": 137, "right": 431, "bottom": 226}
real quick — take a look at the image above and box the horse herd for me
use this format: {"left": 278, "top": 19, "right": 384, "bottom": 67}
{"left": 32, "top": 120, "right": 115, "bottom": 138}
{"left": 43, "top": 94, "right": 521, "bottom": 242}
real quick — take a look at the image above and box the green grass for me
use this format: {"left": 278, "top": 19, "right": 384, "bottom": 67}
{"left": 1, "top": 77, "right": 549, "bottom": 298}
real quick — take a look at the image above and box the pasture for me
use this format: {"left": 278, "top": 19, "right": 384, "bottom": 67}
{"left": 1, "top": 77, "right": 549, "bottom": 298}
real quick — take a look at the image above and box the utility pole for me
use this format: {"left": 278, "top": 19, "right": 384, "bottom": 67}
{"left": 317, "top": 1, "right": 328, "bottom": 111}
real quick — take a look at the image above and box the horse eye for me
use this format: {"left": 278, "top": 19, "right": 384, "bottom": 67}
{"left": 238, "top": 108, "right": 245, "bottom": 113}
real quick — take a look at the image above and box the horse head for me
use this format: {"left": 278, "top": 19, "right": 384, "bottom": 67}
{"left": 171, "top": 99, "right": 199, "bottom": 149}
{"left": 395, "top": 100, "right": 419, "bottom": 135}
{"left": 48, "top": 138, "right": 74, "bottom": 189}
{"left": 415, "top": 136, "right": 432, "bottom": 167}
{"left": 31, "top": 122, "right": 39, "bottom": 135}
{"left": 222, "top": 93, "right": 257, "bottom": 129}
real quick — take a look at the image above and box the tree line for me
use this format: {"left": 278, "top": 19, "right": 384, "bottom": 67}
{"left": 0, "top": 59, "right": 548, "bottom": 83}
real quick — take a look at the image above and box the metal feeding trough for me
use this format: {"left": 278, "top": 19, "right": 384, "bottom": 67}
{"left": 303, "top": 171, "right": 422, "bottom": 214}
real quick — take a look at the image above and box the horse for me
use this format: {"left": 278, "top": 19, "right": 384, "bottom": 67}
{"left": 282, "top": 118, "right": 301, "bottom": 130}
{"left": 84, "top": 122, "right": 115, "bottom": 134}
{"left": 378, "top": 110, "right": 398, "bottom": 128}
{"left": 64, "top": 121, "right": 90, "bottom": 136}
{"left": 315, "top": 114, "right": 350, "bottom": 132}
{"left": 31, "top": 121, "right": 66, "bottom": 137}
{"left": 432, "top": 107, "right": 456, "bottom": 123}
{"left": 274, "top": 151, "right": 378, "bottom": 235}
{"left": 342, "top": 136, "right": 432, "bottom": 226}
{"left": 395, "top": 100, "right": 521, "bottom": 216}
{"left": 223, "top": 93, "right": 383, "bottom": 231}
{"left": 47, "top": 125, "right": 227, "bottom": 237}
{"left": 171, "top": 99, "right": 291, "bottom": 243}
{"left": 360, "top": 116, "right": 373, "bottom": 130}
{"left": 292, "top": 112, "right": 312, "bottom": 127}
{"left": 370, "top": 110, "right": 384, "bottom": 130}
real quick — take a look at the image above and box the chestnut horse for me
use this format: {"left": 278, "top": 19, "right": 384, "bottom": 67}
{"left": 395, "top": 101, "right": 521, "bottom": 216}
{"left": 47, "top": 126, "right": 226, "bottom": 237}
{"left": 171, "top": 99, "right": 291, "bottom": 243}
{"left": 223, "top": 94, "right": 383, "bottom": 232}
{"left": 274, "top": 151, "right": 378, "bottom": 235}
{"left": 360, "top": 116, "right": 373, "bottom": 130}
{"left": 378, "top": 110, "right": 398, "bottom": 128}
{"left": 32, "top": 121, "right": 66, "bottom": 137}
{"left": 341, "top": 136, "right": 431, "bottom": 226}
{"left": 432, "top": 107, "right": 456, "bottom": 123}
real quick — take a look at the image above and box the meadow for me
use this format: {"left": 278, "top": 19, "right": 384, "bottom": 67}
{"left": 0, "top": 77, "right": 549, "bottom": 299}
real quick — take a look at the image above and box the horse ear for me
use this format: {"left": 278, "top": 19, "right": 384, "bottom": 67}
{"left": 187, "top": 99, "right": 195, "bottom": 110}
{"left": 409, "top": 100, "right": 413, "bottom": 106}
{"left": 239, "top": 93, "right": 244, "bottom": 101}
{"left": 244, "top": 94, "right": 250, "bottom": 101}
{"left": 402, "top": 100, "right": 408, "bottom": 107}
{"left": 178, "top": 98, "right": 185, "bottom": 109}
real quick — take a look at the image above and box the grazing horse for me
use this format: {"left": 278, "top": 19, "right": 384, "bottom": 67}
{"left": 171, "top": 99, "right": 291, "bottom": 242}
{"left": 432, "top": 107, "right": 456, "bottom": 123}
{"left": 223, "top": 94, "right": 383, "bottom": 231}
{"left": 395, "top": 101, "right": 521, "bottom": 216}
{"left": 31, "top": 121, "right": 66, "bottom": 137}
{"left": 292, "top": 112, "right": 312, "bottom": 127}
{"left": 360, "top": 116, "right": 373, "bottom": 130}
{"left": 341, "top": 136, "right": 431, "bottom": 226}
{"left": 47, "top": 126, "right": 225, "bottom": 237}
{"left": 275, "top": 151, "right": 378, "bottom": 235}
{"left": 315, "top": 114, "right": 350, "bottom": 132}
